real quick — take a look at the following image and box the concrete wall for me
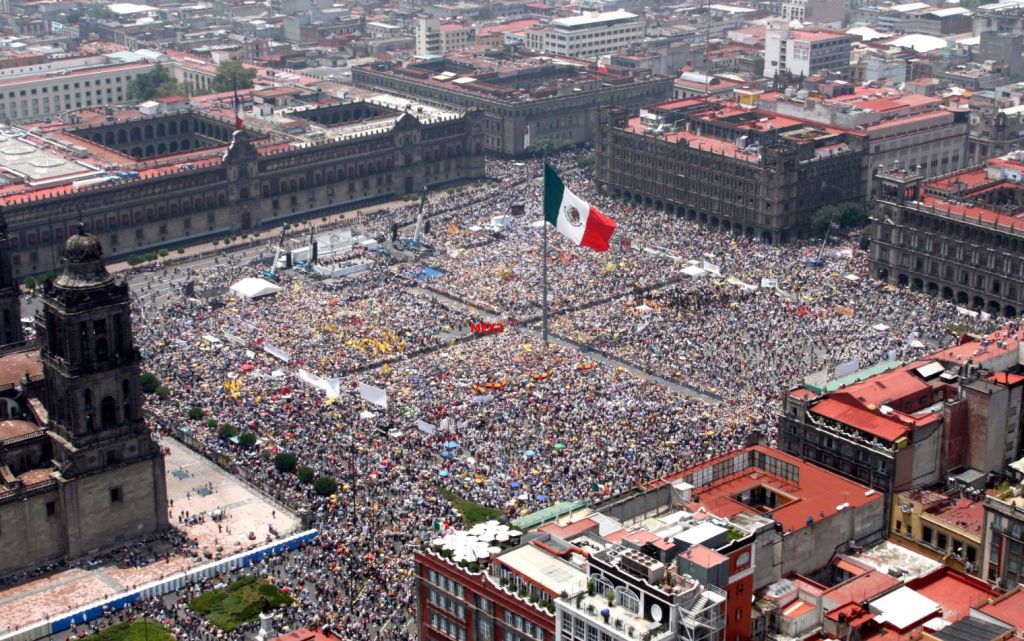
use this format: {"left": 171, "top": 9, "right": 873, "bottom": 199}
{"left": 0, "top": 484, "right": 64, "bottom": 573}
{"left": 61, "top": 457, "right": 165, "bottom": 558}
{"left": 780, "top": 497, "right": 884, "bottom": 577}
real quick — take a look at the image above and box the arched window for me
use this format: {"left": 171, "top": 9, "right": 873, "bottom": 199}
{"left": 616, "top": 587, "right": 640, "bottom": 615}
{"left": 95, "top": 337, "right": 108, "bottom": 360}
{"left": 84, "top": 389, "right": 94, "bottom": 431}
{"left": 593, "top": 575, "right": 615, "bottom": 600}
{"left": 100, "top": 396, "right": 117, "bottom": 428}
{"left": 122, "top": 379, "right": 132, "bottom": 421}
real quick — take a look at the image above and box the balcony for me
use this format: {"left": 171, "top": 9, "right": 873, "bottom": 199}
{"left": 560, "top": 594, "right": 669, "bottom": 641}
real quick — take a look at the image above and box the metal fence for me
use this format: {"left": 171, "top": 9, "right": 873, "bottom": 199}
{"left": 0, "top": 529, "right": 319, "bottom": 641}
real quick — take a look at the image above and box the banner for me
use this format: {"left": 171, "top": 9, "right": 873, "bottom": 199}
{"left": 223, "top": 332, "right": 247, "bottom": 347}
{"left": 760, "top": 278, "right": 778, "bottom": 289}
{"left": 833, "top": 359, "right": 860, "bottom": 379}
{"left": 702, "top": 260, "right": 721, "bottom": 275}
{"left": 417, "top": 420, "right": 436, "bottom": 436}
{"left": 523, "top": 123, "right": 531, "bottom": 149}
{"left": 834, "top": 304, "right": 855, "bottom": 318}
{"left": 263, "top": 342, "right": 291, "bottom": 362}
{"left": 358, "top": 382, "right": 388, "bottom": 408}
{"left": 956, "top": 306, "right": 979, "bottom": 319}
{"left": 298, "top": 369, "right": 341, "bottom": 399}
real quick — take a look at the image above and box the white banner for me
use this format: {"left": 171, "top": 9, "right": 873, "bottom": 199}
{"left": 833, "top": 359, "right": 860, "bottom": 380}
{"left": 298, "top": 369, "right": 341, "bottom": 399}
{"left": 760, "top": 278, "right": 778, "bottom": 289}
{"left": 358, "top": 382, "right": 388, "bottom": 408}
{"left": 417, "top": 420, "right": 436, "bottom": 435}
{"left": 263, "top": 342, "right": 291, "bottom": 362}
{"left": 702, "top": 260, "right": 721, "bottom": 275}
{"left": 956, "top": 306, "right": 979, "bottom": 319}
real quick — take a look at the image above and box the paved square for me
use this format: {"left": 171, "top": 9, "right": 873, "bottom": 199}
{"left": 0, "top": 437, "right": 300, "bottom": 633}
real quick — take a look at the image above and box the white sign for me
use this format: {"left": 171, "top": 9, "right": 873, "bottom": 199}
{"left": 760, "top": 278, "right": 778, "bottom": 289}
{"left": 358, "top": 382, "right": 388, "bottom": 408}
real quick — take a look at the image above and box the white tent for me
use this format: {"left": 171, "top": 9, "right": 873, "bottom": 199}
{"left": 229, "top": 277, "right": 282, "bottom": 300}
{"left": 681, "top": 265, "right": 706, "bottom": 278}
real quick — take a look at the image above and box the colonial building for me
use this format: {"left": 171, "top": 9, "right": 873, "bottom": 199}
{"left": 0, "top": 102, "right": 484, "bottom": 278}
{"left": 594, "top": 97, "right": 867, "bottom": 243}
{"left": 0, "top": 213, "right": 23, "bottom": 353}
{"left": 0, "top": 227, "right": 168, "bottom": 575}
{"left": 351, "top": 52, "right": 672, "bottom": 156}
{"left": 779, "top": 325, "right": 1024, "bottom": 526}
{"left": 869, "top": 155, "right": 1024, "bottom": 317}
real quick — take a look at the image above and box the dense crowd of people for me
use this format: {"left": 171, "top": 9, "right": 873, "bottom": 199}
{"left": 74, "top": 151, "right": 992, "bottom": 641}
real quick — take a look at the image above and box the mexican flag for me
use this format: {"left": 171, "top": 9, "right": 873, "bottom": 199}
{"left": 543, "top": 164, "right": 616, "bottom": 252}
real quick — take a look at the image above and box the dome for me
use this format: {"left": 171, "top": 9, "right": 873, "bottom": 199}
{"left": 63, "top": 229, "right": 103, "bottom": 263}
{"left": 53, "top": 224, "right": 113, "bottom": 289}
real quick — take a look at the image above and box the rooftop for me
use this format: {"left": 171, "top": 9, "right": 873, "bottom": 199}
{"left": 497, "top": 543, "right": 587, "bottom": 595}
{"left": 650, "top": 445, "right": 883, "bottom": 534}
{"left": 907, "top": 568, "right": 997, "bottom": 623}
{"left": 977, "top": 586, "right": 1024, "bottom": 632}
{"left": 926, "top": 497, "right": 984, "bottom": 537}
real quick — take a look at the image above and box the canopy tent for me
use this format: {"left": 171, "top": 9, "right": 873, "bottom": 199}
{"left": 680, "top": 265, "right": 706, "bottom": 278}
{"left": 229, "top": 277, "right": 282, "bottom": 300}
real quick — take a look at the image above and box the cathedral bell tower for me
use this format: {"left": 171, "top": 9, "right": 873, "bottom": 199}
{"left": 0, "top": 208, "right": 23, "bottom": 351}
{"left": 38, "top": 226, "right": 167, "bottom": 555}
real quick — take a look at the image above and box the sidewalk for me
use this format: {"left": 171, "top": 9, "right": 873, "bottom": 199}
{"left": 104, "top": 198, "right": 407, "bottom": 275}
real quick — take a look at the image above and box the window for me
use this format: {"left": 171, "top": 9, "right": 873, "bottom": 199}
{"left": 922, "top": 526, "right": 933, "bottom": 544}
{"left": 46, "top": 501, "right": 56, "bottom": 517}
{"left": 937, "top": 532, "right": 948, "bottom": 550}
{"left": 110, "top": 487, "right": 123, "bottom": 503}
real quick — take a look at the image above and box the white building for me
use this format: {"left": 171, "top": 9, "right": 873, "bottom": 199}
{"left": 763, "top": 20, "right": 851, "bottom": 79}
{"left": 415, "top": 17, "right": 474, "bottom": 57}
{"left": 0, "top": 61, "right": 154, "bottom": 123}
{"left": 539, "top": 10, "right": 643, "bottom": 59}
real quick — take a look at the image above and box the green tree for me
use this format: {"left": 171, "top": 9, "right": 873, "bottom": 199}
{"left": 89, "top": 4, "right": 114, "bottom": 19}
{"left": 217, "top": 424, "right": 238, "bottom": 439}
{"left": 313, "top": 476, "right": 338, "bottom": 496}
{"left": 155, "top": 385, "right": 170, "bottom": 399}
{"left": 838, "top": 202, "right": 869, "bottom": 229}
{"left": 23, "top": 275, "right": 36, "bottom": 290}
{"left": 127, "top": 64, "right": 183, "bottom": 102}
{"left": 296, "top": 466, "right": 315, "bottom": 483}
{"left": 210, "top": 61, "right": 256, "bottom": 93}
{"left": 188, "top": 406, "right": 204, "bottom": 420}
{"left": 238, "top": 432, "right": 258, "bottom": 448}
{"left": 140, "top": 372, "right": 161, "bottom": 394}
{"left": 273, "top": 452, "right": 298, "bottom": 473}
{"left": 810, "top": 205, "right": 838, "bottom": 238}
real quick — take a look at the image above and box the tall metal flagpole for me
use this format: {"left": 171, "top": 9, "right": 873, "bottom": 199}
{"left": 541, "top": 156, "right": 549, "bottom": 349}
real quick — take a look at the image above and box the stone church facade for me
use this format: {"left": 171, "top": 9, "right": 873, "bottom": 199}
{"left": 0, "top": 221, "right": 168, "bottom": 575}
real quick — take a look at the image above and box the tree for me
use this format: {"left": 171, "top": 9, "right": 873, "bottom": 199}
{"left": 155, "top": 386, "right": 170, "bottom": 399}
{"left": 838, "top": 202, "right": 869, "bottom": 229}
{"left": 140, "top": 372, "right": 161, "bottom": 394}
{"left": 296, "top": 466, "right": 315, "bottom": 483}
{"left": 809, "top": 205, "right": 838, "bottom": 238}
{"left": 313, "top": 476, "right": 338, "bottom": 496}
{"left": 238, "top": 432, "right": 258, "bottom": 448}
{"left": 127, "top": 64, "right": 184, "bottom": 102}
{"left": 218, "top": 424, "right": 238, "bottom": 440}
{"left": 23, "top": 275, "right": 36, "bottom": 290}
{"left": 188, "top": 406, "right": 204, "bottom": 420}
{"left": 210, "top": 61, "right": 256, "bottom": 93}
{"left": 274, "top": 452, "right": 298, "bottom": 474}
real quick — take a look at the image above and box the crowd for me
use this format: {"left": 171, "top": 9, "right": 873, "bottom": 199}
{"left": 89, "top": 150, "right": 993, "bottom": 641}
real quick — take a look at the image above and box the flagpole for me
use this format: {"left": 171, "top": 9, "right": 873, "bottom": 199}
{"left": 541, "top": 155, "right": 549, "bottom": 349}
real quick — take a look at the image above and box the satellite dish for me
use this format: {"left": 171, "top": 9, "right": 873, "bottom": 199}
{"left": 651, "top": 603, "right": 663, "bottom": 622}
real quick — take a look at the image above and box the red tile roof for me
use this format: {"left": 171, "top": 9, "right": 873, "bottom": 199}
{"left": 907, "top": 568, "right": 997, "bottom": 623}
{"left": 927, "top": 497, "right": 984, "bottom": 537}
{"left": 977, "top": 587, "right": 1024, "bottom": 631}
{"left": 809, "top": 397, "right": 910, "bottom": 442}
{"left": 681, "top": 545, "right": 728, "bottom": 568}
{"left": 649, "top": 446, "right": 883, "bottom": 534}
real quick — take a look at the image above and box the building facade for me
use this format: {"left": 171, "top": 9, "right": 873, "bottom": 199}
{"left": 0, "top": 108, "right": 484, "bottom": 278}
{"left": 352, "top": 54, "right": 671, "bottom": 156}
{"left": 0, "top": 228, "right": 168, "bottom": 575}
{"left": 763, "top": 21, "right": 851, "bottom": 80}
{"left": 0, "top": 213, "right": 23, "bottom": 352}
{"left": 538, "top": 10, "right": 643, "bottom": 59}
{"left": 0, "top": 61, "right": 154, "bottom": 123}
{"left": 594, "top": 98, "right": 867, "bottom": 243}
{"left": 869, "top": 157, "right": 1024, "bottom": 317}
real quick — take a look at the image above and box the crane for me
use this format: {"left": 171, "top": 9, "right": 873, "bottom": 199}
{"left": 263, "top": 225, "right": 289, "bottom": 281}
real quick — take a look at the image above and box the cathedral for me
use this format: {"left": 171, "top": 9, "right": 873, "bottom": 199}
{"left": 0, "top": 214, "right": 168, "bottom": 575}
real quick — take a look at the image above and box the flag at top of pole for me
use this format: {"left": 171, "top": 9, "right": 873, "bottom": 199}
{"left": 233, "top": 81, "right": 244, "bottom": 131}
{"left": 543, "top": 163, "right": 617, "bottom": 252}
